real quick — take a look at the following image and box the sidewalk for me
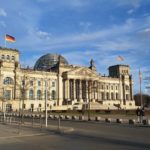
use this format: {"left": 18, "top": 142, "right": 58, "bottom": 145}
{"left": 0, "top": 121, "right": 74, "bottom": 139}
{"left": 0, "top": 123, "right": 48, "bottom": 139}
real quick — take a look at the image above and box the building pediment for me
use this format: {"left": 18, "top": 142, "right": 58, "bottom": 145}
{"left": 65, "top": 67, "right": 100, "bottom": 78}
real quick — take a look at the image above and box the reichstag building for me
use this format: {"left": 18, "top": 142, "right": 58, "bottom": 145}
{"left": 0, "top": 47, "right": 136, "bottom": 112}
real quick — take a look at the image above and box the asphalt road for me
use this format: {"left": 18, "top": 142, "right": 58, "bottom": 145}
{"left": 0, "top": 119, "right": 150, "bottom": 150}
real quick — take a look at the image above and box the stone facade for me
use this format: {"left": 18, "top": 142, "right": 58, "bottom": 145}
{"left": 0, "top": 47, "right": 136, "bottom": 112}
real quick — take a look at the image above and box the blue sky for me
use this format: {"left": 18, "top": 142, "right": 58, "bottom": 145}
{"left": 0, "top": 0, "right": 150, "bottom": 94}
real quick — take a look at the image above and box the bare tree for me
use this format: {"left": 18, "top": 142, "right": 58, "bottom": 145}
{"left": 134, "top": 93, "right": 150, "bottom": 107}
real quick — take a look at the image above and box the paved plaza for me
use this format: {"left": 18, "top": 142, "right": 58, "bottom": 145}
{"left": 0, "top": 118, "right": 150, "bottom": 150}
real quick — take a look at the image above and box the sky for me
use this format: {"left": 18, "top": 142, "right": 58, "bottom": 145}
{"left": 0, "top": 0, "right": 150, "bottom": 94}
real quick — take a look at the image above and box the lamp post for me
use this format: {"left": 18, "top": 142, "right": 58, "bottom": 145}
{"left": 87, "top": 81, "right": 91, "bottom": 121}
{"left": 88, "top": 81, "right": 97, "bottom": 121}
{"left": 139, "top": 69, "right": 143, "bottom": 108}
{"left": 21, "top": 78, "right": 25, "bottom": 123}
{"left": 2, "top": 98, "right": 6, "bottom": 122}
{"left": 45, "top": 80, "right": 48, "bottom": 128}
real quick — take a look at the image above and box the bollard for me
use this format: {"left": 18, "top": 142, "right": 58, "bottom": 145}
{"left": 72, "top": 116, "right": 77, "bottom": 120}
{"left": 116, "top": 118, "right": 122, "bottom": 123}
{"left": 129, "top": 119, "right": 135, "bottom": 125}
{"left": 79, "top": 116, "right": 84, "bottom": 121}
{"left": 54, "top": 115, "right": 59, "bottom": 119}
{"left": 49, "top": 114, "right": 54, "bottom": 119}
{"left": 60, "top": 115, "right": 64, "bottom": 120}
{"left": 105, "top": 118, "right": 111, "bottom": 123}
{"left": 147, "top": 119, "right": 150, "bottom": 125}
{"left": 95, "top": 116, "right": 101, "bottom": 121}
{"left": 65, "top": 115, "right": 71, "bottom": 120}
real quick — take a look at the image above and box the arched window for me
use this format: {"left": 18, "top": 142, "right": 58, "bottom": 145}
{"left": 111, "top": 92, "right": 114, "bottom": 100}
{"left": 3, "top": 77, "right": 13, "bottom": 85}
{"left": 116, "top": 93, "right": 118, "bottom": 100}
{"left": 101, "top": 92, "right": 104, "bottom": 100}
{"left": 37, "top": 90, "right": 42, "bottom": 100}
{"left": 1, "top": 55, "right": 5, "bottom": 59}
{"left": 29, "top": 89, "right": 34, "bottom": 100}
{"left": 12, "top": 56, "right": 15, "bottom": 60}
{"left": 51, "top": 90, "right": 56, "bottom": 100}
{"left": 7, "top": 55, "right": 10, "bottom": 60}
{"left": 106, "top": 92, "right": 109, "bottom": 100}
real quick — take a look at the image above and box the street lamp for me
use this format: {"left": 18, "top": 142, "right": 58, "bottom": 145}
{"left": 21, "top": 78, "right": 25, "bottom": 123}
{"left": 45, "top": 79, "right": 48, "bottom": 128}
{"left": 2, "top": 98, "right": 6, "bottom": 122}
{"left": 88, "top": 81, "right": 98, "bottom": 121}
{"left": 87, "top": 81, "right": 91, "bottom": 121}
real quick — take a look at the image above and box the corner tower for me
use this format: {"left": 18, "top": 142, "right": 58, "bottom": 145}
{"left": 108, "top": 65, "right": 133, "bottom": 106}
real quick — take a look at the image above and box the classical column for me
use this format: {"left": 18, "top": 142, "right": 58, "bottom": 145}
{"left": 95, "top": 81, "right": 98, "bottom": 100}
{"left": 79, "top": 80, "right": 82, "bottom": 100}
{"left": 88, "top": 81, "right": 92, "bottom": 100}
{"left": 63, "top": 79, "right": 66, "bottom": 100}
{"left": 97, "top": 82, "right": 100, "bottom": 100}
{"left": 86, "top": 80, "right": 89, "bottom": 101}
{"left": 73, "top": 79, "right": 76, "bottom": 100}
{"left": 104, "top": 83, "right": 106, "bottom": 100}
{"left": 67, "top": 79, "right": 70, "bottom": 100}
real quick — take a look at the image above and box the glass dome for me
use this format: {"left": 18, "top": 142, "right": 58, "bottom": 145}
{"left": 34, "top": 54, "right": 68, "bottom": 71}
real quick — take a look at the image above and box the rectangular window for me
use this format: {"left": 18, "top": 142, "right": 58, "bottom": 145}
{"left": 30, "top": 81, "right": 33, "bottom": 86}
{"left": 38, "top": 81, "right": 41, "bottom": 86}
{"left": 4, "top": 90, "right": 11, "bottom": 100}
{"left": 52, "top": 81, "right": 55, "bottom": 87}
{"left": 106, "top": 85, "right": 109, "bottom": 90}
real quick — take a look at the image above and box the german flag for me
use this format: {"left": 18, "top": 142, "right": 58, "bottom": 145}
{"left": 116, "top": 56, "right": 124, "bottom": 61}
{"left": 5, "top": 34, "right": 16, "bottom": 42}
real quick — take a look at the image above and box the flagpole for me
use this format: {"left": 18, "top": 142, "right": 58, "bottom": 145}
{"left": 139, "top": 69, "right": 142, "bottom": 108}
{"left": 4, "top": 34, "right": 6, "bottom": 48}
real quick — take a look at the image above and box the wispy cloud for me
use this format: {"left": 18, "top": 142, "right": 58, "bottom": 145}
{"left": 127, "top": 9, "right": 135, "bottom": 14}
{"left": 0, "top": 8, "right": 7, "bottom": 17}
{"left": 114, "top": 0, "right": 141, "bottom": 8}
{"left": 79, "top": 21, "right": 92, "bottom": 31}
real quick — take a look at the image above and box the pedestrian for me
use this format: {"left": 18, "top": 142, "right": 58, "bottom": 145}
{"left": 140, "top": 107, "right": 145, "bottom": 123}
{"left": 136, "top": 107, "right": 140, "bottom": 123}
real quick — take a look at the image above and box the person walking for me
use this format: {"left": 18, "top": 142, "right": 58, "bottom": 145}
{"left": 136, "top": 107, "right": 141, "bottom": 123}
{"left": 140, "top": 107, "right": 145, "bottom": 123}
